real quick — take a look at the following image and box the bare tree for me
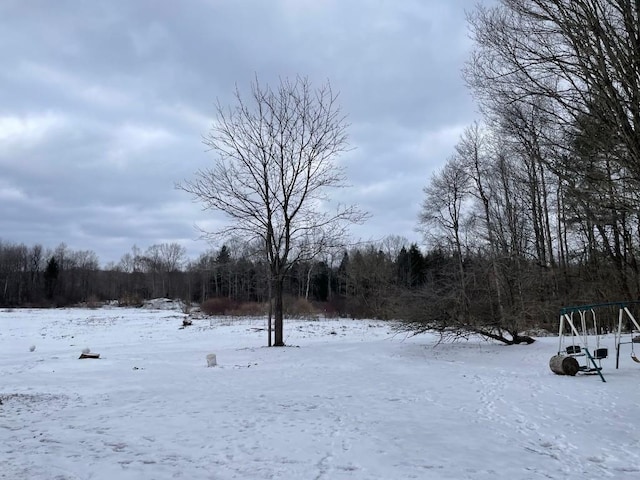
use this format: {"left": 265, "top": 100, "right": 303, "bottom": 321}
{"left": 466, "top": 0, "right": 640, "bottom": 300}
{"left": 140, "top": 243, "right": 187, "bottom": 298}
{"left": 179, "top": 76, "right": 365, "bottom": 346}
{"left": 415, "top": 126, "right": 541, "bottom": 344}
{"left": 419, "top": 156, "right": 472, "bottom": 304}
{"left": 467, "top": 0, "right": 640, "bottom": 179}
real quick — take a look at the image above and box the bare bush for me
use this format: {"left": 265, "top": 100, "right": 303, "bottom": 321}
{"left": 228, "top": 302, "right": 267, "bottom": 317}
{"left": 118, "top": 293, "right": 143, "bottom": 308}
{"left": 284, "top": 296, "right": 319, "bottom": 319}
{"left": 201, "top": 297, "right": 239, "bottom": 316}
{"left": 86, "top": 295, "right": 102, "bottom": 309}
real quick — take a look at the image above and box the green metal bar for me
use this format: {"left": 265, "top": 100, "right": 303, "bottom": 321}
{"left": 560, "top": 300, "right": 640, "bottom": 315}
{"left": 584, "top": 348, "right": 606, "bottom": 383}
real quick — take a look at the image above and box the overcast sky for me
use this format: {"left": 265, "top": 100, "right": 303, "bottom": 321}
{"left": 0, "top": 0, "right": 487, "bottom": 266}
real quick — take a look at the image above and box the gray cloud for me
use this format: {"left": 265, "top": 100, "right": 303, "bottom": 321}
{"left": 0, "top": 0, "right": 485, "bottom": 265}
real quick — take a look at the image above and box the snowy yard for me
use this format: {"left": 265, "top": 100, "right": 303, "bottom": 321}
{"left": 2, "top": 305, "right": 640, "bottom": 480}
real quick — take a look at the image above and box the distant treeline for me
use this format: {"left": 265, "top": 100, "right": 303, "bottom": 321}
{"left": 1, "top": 237, "right": 636, "bottom": 338}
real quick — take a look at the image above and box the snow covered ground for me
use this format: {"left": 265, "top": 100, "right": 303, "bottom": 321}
{"left": 2, "top": 305, "right": 640, "bottom": 480}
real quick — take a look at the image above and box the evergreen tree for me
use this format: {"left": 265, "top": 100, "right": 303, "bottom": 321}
{"left": 44, "top": 256, "right": 59, "bottom": 299}
{"left": 396, "top": 247, "right": 410, "bottom": 287}
{"left": 407, "top": 244, "right": 425, "bottom": 287}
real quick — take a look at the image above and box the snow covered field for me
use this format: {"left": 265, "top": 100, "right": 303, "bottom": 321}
{"left": 2, "top": 305, "right": 640, "bottom": 480}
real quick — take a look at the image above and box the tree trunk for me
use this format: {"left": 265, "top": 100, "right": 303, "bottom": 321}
{"left": 273, "top": 276, "right": 285, "bottom": 346}
{"left": 267, "top": 266, "right": 273, "bottom": 347}
{"left": 305, "top": 264, "right": 313, "bottom": 300}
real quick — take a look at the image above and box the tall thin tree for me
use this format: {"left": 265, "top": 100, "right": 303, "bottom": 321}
{"left": 179, "top": 76, "right": 365, "bottom": 346}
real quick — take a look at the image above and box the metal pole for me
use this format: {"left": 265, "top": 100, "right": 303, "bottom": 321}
{"left": 623, "top": 307, "right": 640, "bottom": 332}
{"left": 558, "top": 314, "right": 566, "bottom": 354}
{"left": 616, "top": 307, "right": 624, "bottom": 369}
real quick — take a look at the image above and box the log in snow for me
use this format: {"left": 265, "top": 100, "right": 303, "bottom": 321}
{"left": 549, "top": 354, "right": 579, "bottom": 376}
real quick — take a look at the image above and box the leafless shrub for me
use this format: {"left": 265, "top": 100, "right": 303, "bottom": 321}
{"left": 201, "top": 297, "right": 239, "bottom": 316}
{"left": 118, "top": 293, "right": 143, "bottom": 308}
{"left": 284, "top": 296, "right": 319, "bottom": 319}
{"left": 86, "top": 295, "right": 102, "bottom": 309}
{"left": 181, "top": 298, "right": 192, "bottom": 315}
{"left": 229, "top": 302, "right": 267, "bottom": 317}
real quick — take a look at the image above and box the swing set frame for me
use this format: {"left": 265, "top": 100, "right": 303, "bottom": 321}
{"left": 557, "top": 301, "right": 640, "bottom": 383}
{"left": 613, "top": 305, "right": 640, "bottom": 368}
